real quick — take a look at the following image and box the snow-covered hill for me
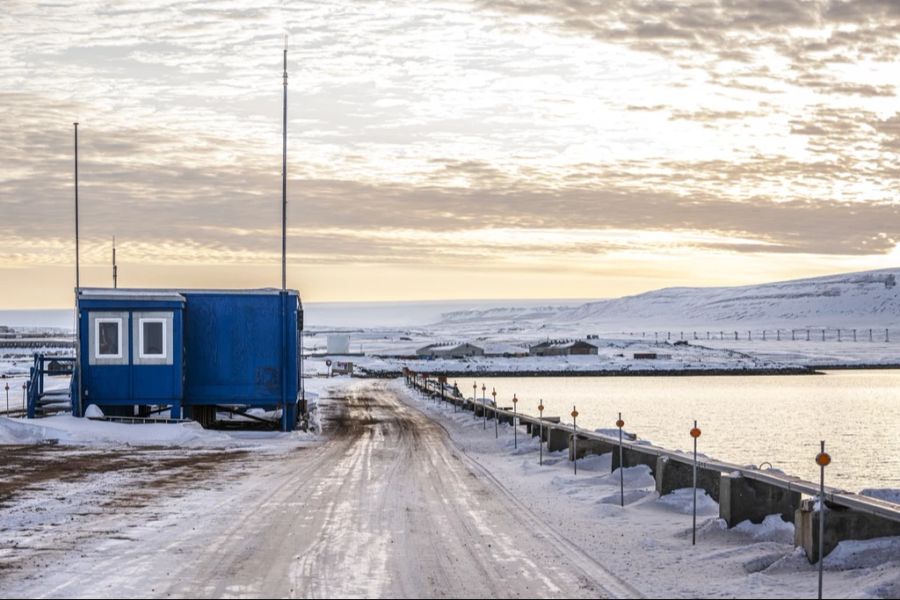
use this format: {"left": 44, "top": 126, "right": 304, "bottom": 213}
{"left": 437, "top": 268, "right": 900, "bottom": 330}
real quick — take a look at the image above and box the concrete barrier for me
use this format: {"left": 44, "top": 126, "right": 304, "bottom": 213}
{"left": 719, "top": 472, "right": 801, "bottom": 527}
{"left": 611, "top": 445, "right": 660, "bottom": 475}
{"left": 547, "top": 427, "right": 570, "bottom": 452}
{"left": 498, "top": 408, "right": 515, "bottom": 425}
{"left": 655, "top": 456, "right": 722, "bottom": 501}
{"left": 529, "top": 417, "right": 560, "bottom": 438}
{"left": 795, "top": 498, "right": 900, "bottom": 562}
{"left": 569, "top": 434, "right": 616, "bottom": 461}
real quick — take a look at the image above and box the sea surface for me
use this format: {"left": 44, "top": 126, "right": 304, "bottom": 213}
{"left": 470, "top": 370, "right": 900, "bottom": 493}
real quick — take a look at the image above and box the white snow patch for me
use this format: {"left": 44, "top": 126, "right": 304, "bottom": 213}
{"left": 84, "top": 404, "right": 104, "bottom": 418}
{"left": 733, "top": 514, "right": 795, "bottom": 544}
{"left": 0, "top": 415, "right": 234, "bottom": 446}
{"left": 656, "top": 487, "right": 719, "bottom": 516}
{"left": 824, "top": 536, "right": 900, "bottom": 570}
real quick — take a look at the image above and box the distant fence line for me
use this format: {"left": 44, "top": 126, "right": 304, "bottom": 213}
{"left": 629, "top": 328, "right": 892, "bottom": 343}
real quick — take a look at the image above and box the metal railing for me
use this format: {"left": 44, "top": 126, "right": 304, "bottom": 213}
{"left": 26, "top": 354, "right": 75, "bottom": 418}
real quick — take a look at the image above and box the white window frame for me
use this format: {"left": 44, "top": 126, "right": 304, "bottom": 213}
{"left": 138, "top": 317, "right": 168, "bottom": 359}
{"left": 95, "top": 317, "right": 123, "bottom": 359}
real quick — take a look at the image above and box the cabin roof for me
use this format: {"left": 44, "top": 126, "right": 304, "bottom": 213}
{"left": 78, "top": 287, "right": 297, "bottom": 302}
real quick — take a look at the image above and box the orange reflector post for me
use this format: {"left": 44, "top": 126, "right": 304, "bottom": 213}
{"left": 690, "top": 427, "right": 701, "bottom": 438}
{"left": 816, "top": 452, "right": 831, "bottom": 467}
{"left": 616, "top": 419, "right": 625, "bottom": 428}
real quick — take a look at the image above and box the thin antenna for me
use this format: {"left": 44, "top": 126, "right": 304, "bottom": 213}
{"left": 74, "top": 123, "right": 80, "bottom": 290}
{"left": 112, "top": 236, "right": 118, "bottom": 288}
{"left": 281, "top": 34, "right": 288, "bottom": 291}
{"left": 73, "top": 122, "right": 83, "bottom": 418}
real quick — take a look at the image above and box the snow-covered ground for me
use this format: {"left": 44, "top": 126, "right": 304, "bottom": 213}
{"left": 0, "top": 378, "right": 897, "bottom": 598}
{"left": 396, "top": 379, "right": 900, "bottom": 599}
{"left": 0, "top": 377, "right": 345, "bottom": 447}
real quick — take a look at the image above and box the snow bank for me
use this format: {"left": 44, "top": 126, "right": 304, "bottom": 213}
{"left": 0, "top": 415, "right": 235, "bottom": 447}
{"left": 824, "top": 536, "right": 900, "bottom": 570}
{"left": 84, "top": 404, "right": 104, "bottom": 418}
{"left": 656, "top": 487, "right": 719, "bottom": 515}
{"left": 733, "top": 514, "right": 795, "bottom": 544}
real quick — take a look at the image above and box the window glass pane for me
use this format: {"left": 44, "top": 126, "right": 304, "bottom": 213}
{"left": 98, "top": 321, "right": 119, "bottom": 356}
{"left": 143, "top": 321, "right": 164, "bottom": 356}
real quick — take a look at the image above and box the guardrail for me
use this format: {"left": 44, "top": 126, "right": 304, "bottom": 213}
{"left": 403, "top": 369, "right": 900, "bottom": 564}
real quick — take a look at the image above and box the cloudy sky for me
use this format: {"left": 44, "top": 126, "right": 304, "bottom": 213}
{"left": 1, "top": 0, "right": 899, "bottom": 308}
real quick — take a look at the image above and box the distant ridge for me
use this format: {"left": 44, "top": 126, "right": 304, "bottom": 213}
{"left": 437, "top": 268, "right": 900, "bottom": 329}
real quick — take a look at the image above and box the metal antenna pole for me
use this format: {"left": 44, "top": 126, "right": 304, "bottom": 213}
{"left": 112, "top": 236, "right": 117, "bottom": 288}
{"left": 74, "top": 123, "right": 80, "bottom": 291}
{"left": 282, "top": 36, "right": 288, "bottom": 291}
{"left": 73, "top": 122, "right": 83, "bottom": 418}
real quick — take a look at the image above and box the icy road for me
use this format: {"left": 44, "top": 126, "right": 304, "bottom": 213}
{"left": 0, "top": 381, "right": 637, "bottom": 599}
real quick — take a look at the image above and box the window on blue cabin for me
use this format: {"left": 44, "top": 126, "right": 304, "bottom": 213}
{"left": 96, "top": 319, "right": 121, "bottom": 357}
{"left": 140, "top": 319, "right": 165, "bottom": 357}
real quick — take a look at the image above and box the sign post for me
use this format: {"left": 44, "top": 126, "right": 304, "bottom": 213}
{"left": 571, "top": 406, "right": 579, "bottom": 475}
{"left": 816, "top": 441, "right": 831, "bottom": 600}
{"left": 492, "top": 388, "right": 498, "bottom": 438}
{"left": 690, "top": 421, "right": 702, "bottom": 545}
{"left": 617, "top": 412, "right": 625, "bottom": 507}
{"left": 538, "top": 401, "right": 544, "bottom": 465}
{"left": 512, "top": 394, "right": 518, "bottom": 449}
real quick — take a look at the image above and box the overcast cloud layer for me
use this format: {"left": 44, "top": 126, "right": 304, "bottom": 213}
{"left": 1, "top": 0, "right": 899, "bottom": 305}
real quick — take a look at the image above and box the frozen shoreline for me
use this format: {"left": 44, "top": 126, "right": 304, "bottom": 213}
{"left": 393, "top": 378, "right": 900, "bottom": 599}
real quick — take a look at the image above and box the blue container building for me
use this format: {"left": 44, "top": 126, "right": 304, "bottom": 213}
{"left": 71, "top": 287, "right": 304, "bottom": 431}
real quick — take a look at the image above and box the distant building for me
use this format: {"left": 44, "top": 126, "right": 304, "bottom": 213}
{"left": 529, "top": 340, "right": 598, "bottom": 356}
{"left": 327, "top": 334, "right": 351, "bottom": 355}
{"left": 633, "top": 352, "right": 673, "bottom": 360}
{"left": 332, "top": 360, "right": 354, "bottom": 375}
{"left": 416, "top": 342, "right": 485, "bottom": 359}
{"left": 483, "top": 342, "right": 529, "bottom": 358}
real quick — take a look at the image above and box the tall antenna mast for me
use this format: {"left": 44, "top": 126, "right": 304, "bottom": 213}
{"left": 74, "top": 123, "right": 80, "bottom": 290}
{"left": 112, "top": 236, "right": 118, "bottom": 288}
{"left": 73, "top": 122, "right": 83, "bottom": 418}
{"left": 281, "top": 35, "right": 288, "bottom": 291}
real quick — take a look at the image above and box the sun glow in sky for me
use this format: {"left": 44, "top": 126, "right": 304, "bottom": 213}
{"left": 1, "top": 0, "right": 899, "bottom": 308}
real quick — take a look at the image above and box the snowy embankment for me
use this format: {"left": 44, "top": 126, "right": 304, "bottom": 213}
{"left": 0, "top": 376, "right": 343, "bottom": 448}
{"left": 353, "top": 350, "right": 808, "bottom": 376}
{"left": 393, "top": 380, "right": 900, "bottom": 599}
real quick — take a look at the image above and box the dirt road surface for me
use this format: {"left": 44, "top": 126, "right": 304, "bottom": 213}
{"left": 0, "top": 381, "right": 637, "bottom": 598}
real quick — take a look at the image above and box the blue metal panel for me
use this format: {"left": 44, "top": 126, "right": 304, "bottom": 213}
{"left": 181, "top": 291, "right": 299, "bottom": 408}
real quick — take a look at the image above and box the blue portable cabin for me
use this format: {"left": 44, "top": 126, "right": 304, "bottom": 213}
{"left": 74, "top": 287, "right": 304, "bottom": 431}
